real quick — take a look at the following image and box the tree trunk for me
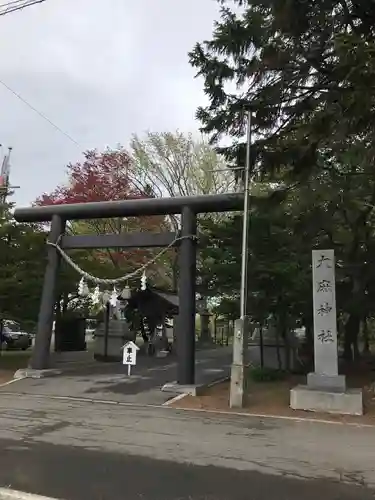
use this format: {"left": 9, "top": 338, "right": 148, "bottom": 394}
{"left": 199, "top": 296, "right": 211, "bottom": 343}
{"left": 200, "top": 312, "right": 211, "bottom": 343}
{"left": 259, "top": 324, "right": 264, "bottom": 369}
{"left": 304, "top": 321, "right": 313, "bottom": 352}
{"left": 213, "top": 315, "right": 218, "bottom": 343}
{"left": 274, "top": 320, "right": 282, "bottom": 371}
{"left": 139, "top": 317, "right": 148, "bottom": 344}
{"left": 304, "top": 322, "right": 314, "bottom": 371}
{"left": 343, "top": 313, "right": 361, "bottom": 361}
{"left": 62, "top": 292, "right": 69, "bottom": 314}
{"left": 172, "top": 250, "right": 179, "bottom": 291}
{"left": 362, "top": 318, "right": 370, "bottom": 355}
{"left": 279, "top": 315, "right": 290, "bottom": 372}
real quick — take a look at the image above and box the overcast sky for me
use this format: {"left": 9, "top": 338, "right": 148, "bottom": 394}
{"left": 0, "top": 0, "right": 220, "bottom": 206}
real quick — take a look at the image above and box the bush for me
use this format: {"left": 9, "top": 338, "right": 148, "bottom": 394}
{"left": 248, "top": 366, "right": 286, "bottom": 382}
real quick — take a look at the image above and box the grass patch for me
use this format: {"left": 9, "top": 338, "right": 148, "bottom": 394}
{"left": 248, "top": 366, "right": 286, "bottom": 383}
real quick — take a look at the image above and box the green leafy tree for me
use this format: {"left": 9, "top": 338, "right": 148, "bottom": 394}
{"left": 130, "top": 131, "right": 235, "bottom": 201}
{"left": 201, "top": 158, "right": 375, "bottom": 361}
{"left": 129, "top": 131, "right": 238, "bottom": 292}
{"left": 0, "top": 201, "right": 122, "bottom": 329}
{"left": 0, "top": 204, "right": 47, "bottom": 330}
{"left": 200, "top": 201, "right": 311, "bottom": 322}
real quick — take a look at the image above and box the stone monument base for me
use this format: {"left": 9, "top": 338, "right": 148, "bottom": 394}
{"left": 290, "top": 384, "right": 363, "bottom": 416}
{"left": 307, "top": 372, "right": 346, "bottom": 392}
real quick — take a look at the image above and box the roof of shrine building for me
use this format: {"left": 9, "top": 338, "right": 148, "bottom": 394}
{"left": 124, "top": 287, "right": 179, "bottom": 315}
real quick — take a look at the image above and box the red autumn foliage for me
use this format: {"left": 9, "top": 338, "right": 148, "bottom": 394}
{"left": 36, "top": 148, "right": 170, "bottom": 278}
{"left": 37, "top": 148, "right": 144, "bottom": 206}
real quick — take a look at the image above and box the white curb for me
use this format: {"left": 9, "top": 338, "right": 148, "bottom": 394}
{"left": 0, "top": 377, "right": 25, "bottom": 388}
{"left": 0, "top": 488, "right": 59, "bottom": 500}
{"left": 163, "top": 393, "right": 187, "bottom": 406}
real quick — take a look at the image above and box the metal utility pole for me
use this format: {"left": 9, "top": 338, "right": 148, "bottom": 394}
{"left": 0, "top": 147, "right": 20, "bottom": 209}
{"left": 0, "top": 147, "right": 12, "bottom": 206}
{"left": 230, "top": 110, "right": 252, "bottom": 408}
{"left": 240, "top": 110, "right": 252, "bottom": 319}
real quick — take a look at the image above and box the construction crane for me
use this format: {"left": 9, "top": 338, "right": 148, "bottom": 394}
{"left": 0, "top": 0, "right": 47, "bottom": 17}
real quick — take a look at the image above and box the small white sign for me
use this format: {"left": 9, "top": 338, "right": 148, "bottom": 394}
{"left": 122, "top": 341, "right": 140, "bottom": 376}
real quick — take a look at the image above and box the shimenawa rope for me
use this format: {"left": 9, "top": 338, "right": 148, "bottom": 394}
{"left": 46, "top": 234, "right": 197, "bottom": 286}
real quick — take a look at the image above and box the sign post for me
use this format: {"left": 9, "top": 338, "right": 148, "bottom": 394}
{"left": 122, "top": 341, "right": 139, "bottom": 376}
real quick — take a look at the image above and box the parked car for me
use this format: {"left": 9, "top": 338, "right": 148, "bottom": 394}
{"left": 0, "top": 320, "right": 32, "bottom": 351}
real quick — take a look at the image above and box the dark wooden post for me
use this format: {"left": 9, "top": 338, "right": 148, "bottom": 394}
{"left": 177, "top": 206, "right": 197, "bottom": 385}
{"left": 103, "top": 302, "right": 110, "bottom": 360}
{"left": 30, "top": 215, "right": 65, "bottom": 370}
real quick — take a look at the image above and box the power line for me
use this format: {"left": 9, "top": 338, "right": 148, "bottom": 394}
{"left": 0, "top": 78, "right": 82, "bottom": 147}
{"left": 0, "top": 0, "right": 46, "bottom": 15}
{"left": 0, "top": 0, "right": 31, "bottom": 7}
{"left": 0, "top": 0, "right": 47, "bottom": 17}
{"left": 0, "top": 1, "right": 81, "bottom": 147}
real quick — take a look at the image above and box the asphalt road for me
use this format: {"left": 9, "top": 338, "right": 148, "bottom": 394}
{"left": 0, "top": 437, "right": 373, "bottom": 500}
{"left": 0, "top": 392, "right": 374, "bottom": 500}
{"left": 0, "top": 346, "right": 374, "bottom": 500}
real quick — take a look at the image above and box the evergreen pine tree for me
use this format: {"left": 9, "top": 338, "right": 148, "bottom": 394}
{"left": 189, "top": 0, "right": 375, "bottom": 178}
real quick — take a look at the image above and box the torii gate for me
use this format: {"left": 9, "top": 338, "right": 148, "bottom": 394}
{"left": 14, "top": 193, "right": 244, "bottom": 386}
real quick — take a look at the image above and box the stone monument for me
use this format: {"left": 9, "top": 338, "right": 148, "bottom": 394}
{"left": 94, "top": 318, "right": 132, "bottom": 362}
{"left": 290, "top": 249, "right": 363, "bottom": 415}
